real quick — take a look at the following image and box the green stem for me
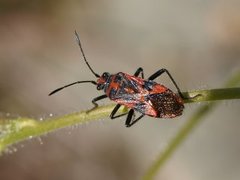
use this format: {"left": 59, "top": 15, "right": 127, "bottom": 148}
{"left": 0, "top": 105, "right": 127, "bottom": 153}
{"left": 183, "top": 88, "right": 240, "bottom": 103}
{"left": 0, "top": 87, "right": 240, "bottom": 154}
{"left": 142, "top": 71, "right": 240, "bottom": 180}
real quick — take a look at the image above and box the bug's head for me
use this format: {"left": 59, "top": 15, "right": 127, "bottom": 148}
{"left": 96, "top": 72, "right": 110, "bottom": 90}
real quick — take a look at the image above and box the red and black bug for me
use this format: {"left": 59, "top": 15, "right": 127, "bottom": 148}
{"left": 49, "top": 31, "right": 185, "bottom": 127}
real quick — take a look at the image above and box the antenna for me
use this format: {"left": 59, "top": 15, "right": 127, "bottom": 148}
{"left": 74, "top": 31, "right": 100, "bottom": 78}
{"left": 49, "top": 80, "right": 97, "bottom": 96}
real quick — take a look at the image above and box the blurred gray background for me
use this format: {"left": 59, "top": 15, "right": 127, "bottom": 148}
{"left": 0, "top": 0, "right": 240, "bottom": 180}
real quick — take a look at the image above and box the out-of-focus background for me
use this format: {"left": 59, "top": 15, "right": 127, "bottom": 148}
{"left": 0, "top": 0, "right": 240, "bottom": 180}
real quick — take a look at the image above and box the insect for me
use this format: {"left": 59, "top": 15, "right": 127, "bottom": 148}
{"left": 49, "top": 31, "right": 185, "bottom": 127}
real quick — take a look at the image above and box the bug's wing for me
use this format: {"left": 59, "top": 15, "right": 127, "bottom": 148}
{"left": 109, "top": 73, "right": 184, "bottom": 118}
{"left": 110, "top": 74, "right": 145, "bottom": 107}
{"left": 147, "top": 91, "right": 184, "bottom": 118}
{"left": 110, "top": 74, "right": 160, "bottom": 117}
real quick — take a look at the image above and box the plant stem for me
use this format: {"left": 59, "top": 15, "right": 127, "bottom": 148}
{"left": 183, "top": 87, "right": 240, "bottom": 103}
{"left": 0, "top": 105, "right": 126, "bottom": 153}
{"left": 0, "top": 87, "right": 240, "bottom": 154}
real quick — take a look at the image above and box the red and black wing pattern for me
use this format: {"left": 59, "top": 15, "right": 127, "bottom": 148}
{"left": 105, "top": 72, "right": 183, "bottom": 117}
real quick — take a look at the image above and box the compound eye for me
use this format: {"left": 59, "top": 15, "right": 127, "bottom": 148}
{"left": 97, "top": 84, "right": 104, "bottom": 90}
{"left": 102, "top": 72, "right": 109, "bottom": 79}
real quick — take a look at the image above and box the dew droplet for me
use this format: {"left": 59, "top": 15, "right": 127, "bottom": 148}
{"left": 38, "top": 137, "right": 43, "bottom": 145}
{"left": 49, "top": 113, "right": 53, "bottom": 117}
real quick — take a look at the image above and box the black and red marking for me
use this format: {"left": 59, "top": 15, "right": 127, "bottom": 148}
{"left": 49, "top": 31, "right": 184, "bottom": 127}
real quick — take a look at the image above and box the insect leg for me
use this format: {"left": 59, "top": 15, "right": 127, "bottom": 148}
{"left": 125, "top": 109, "right": 145, "bottom": 127}
{"left": 91, "top": 94, "right": 108, "bottom": 108}
{"left": 134, "top": 67, "right": 144, "bottom": 78}
{"left": 110, "top": 104, "right": 128, "bottom": 119}
{"left": 148, "top": 68, "right": 184, "bottom": 98}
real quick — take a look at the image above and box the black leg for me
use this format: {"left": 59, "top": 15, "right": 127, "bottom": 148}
{"left": 127, "top": 114, "right": 144, "bottom": 127}
{"left": 125, "top": 109, "right": 145, "bottom": 127}
{"left": 125, "top": 109, "right": 134, "bottom": 126}
{"left": 134, "top": 67, "right": 144, "bottom": 78}
{"left": 91, "top": 94, "right": 108, "bottom": 108}
{"left": 148, "top": 68, "right": 184, "bottom": 98}
{"left": 110, "top": 104, "right": 128, "bottom": 119}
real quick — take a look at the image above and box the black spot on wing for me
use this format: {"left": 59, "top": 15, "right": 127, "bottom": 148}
{"left": 114, "top": 73, "right": 124, "bottom": 83}
{"left": 109, "top": 88, "right": 117, "bottom": 98}
{"left": 143, "top": 80, "right": 156, "bottom": 91}
{"left": 134, "top": 102, "right": 148, "bottom": 114}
